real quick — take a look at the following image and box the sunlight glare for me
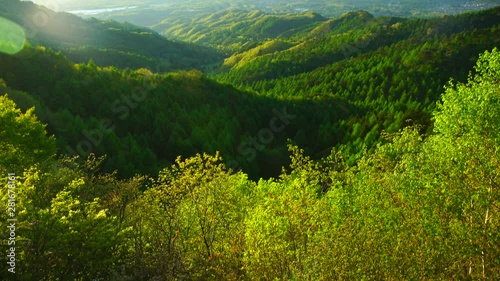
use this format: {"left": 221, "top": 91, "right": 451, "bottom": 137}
{"left": 0, "top": 17, "right": 26, "bottom": 55}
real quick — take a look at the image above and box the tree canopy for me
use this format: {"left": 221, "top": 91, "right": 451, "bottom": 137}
{"left": 1, "top": 47, "right": 499, "bottom": 280}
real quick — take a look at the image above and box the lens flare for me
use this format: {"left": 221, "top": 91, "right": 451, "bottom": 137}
{"left": 0, "top": 17, "right": 26, "bottom": 55}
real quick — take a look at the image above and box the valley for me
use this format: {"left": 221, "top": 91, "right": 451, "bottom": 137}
{"left": 1, "top": 1, "right": 499, "bottom": 280}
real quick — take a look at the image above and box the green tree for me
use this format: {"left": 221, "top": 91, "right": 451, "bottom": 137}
{"left": 0, "top": 94, "right": 55, "bottom": 174}
{"left": 2, "top": 156, "right": 128, "bottom": 280}
{"left": 423, "top": 47, "right": 500, "bottom": 278}
{"left": 123, "top": 152, "right": 253, "bottom": 280}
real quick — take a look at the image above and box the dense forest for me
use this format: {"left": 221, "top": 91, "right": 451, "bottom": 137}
{"left": 1, "top": 0, "right": 500, "bottom": 279}
{"left": 2, "top": 1, "right": 500, "bottom": 179}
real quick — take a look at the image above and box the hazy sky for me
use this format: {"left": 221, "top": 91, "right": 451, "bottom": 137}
{"left": 23, "top": 0, "right": 500, "bottom": 14}
{"left": 24, "top": 0, "right": 146, "bottom": 11}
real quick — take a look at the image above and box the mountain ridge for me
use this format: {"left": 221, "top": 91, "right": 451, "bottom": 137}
{"left": 3, "top": 0, "right": 223, "bottom": 71}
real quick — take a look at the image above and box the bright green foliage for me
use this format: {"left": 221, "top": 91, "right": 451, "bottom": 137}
{"left": 0, "top": 94, "right": 55, "bottom": 174}
{"left": 0, "top": 156, "right": 138, "bottom": 280}
{"left": 120, "top": 153, "right": 254, "bottom": 280}
{"left": 422, "top": 48, "right": 500, "bottom": 278}
{"left": 1, "top": 45, "right": 499, "bottom": 279}
{"left": 434, "top": 48, "right": 500, "bottom": 138}
{"left": 243, "top": 175, "right": 327, "bottom": 279}
{"left": 302, "top": 48, "right": 500, "bottom": 279}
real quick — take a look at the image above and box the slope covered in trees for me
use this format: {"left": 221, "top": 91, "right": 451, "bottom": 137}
{"left": 1, "top": 47, "right": 499, "bottom": 280}
{"left": 218, "top": 7, "right": 500, "bottom": 83}
{"left": 2, "top": 0, "right": 222, "bottom": 71}
{"left": 152, "top": 9, "right": 326, "bottom": 53}
{"left": 216, "top": 7, "right": 500, "bottom": 163}
{"left": 1, "top": 3, "right": 500, "bottom": 279}
{"left": 0, "top": 45, "right": 355, "bottom": 179}
{"left": 1, "top": 5, "right": 499, "bottom": 179}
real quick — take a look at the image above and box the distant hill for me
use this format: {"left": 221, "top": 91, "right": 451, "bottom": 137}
{"left": 214, "top": 6, "right": 500, "bottom": 163}
{"left": 3, "top": 0, "right": 223, "bottom": 71}
{"left": 43, "top": 0, "right": 500, "bottom": 31}
{"left": 151, "top": 9, "right": 326, "bottom": 54}
{"left": 217, "top": 7, "right": 500, "bottom": 84}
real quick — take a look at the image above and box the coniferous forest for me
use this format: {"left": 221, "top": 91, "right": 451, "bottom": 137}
{"left": 1, "top": 0, "right": 499, "bottom": 280}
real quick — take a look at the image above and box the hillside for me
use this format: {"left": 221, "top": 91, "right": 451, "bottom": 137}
{"left": 215, "top": 7, "right": 500, "bottom": 162}
{"left": 1, "top": 4, "right": 499, "bottom": 178}
{"left": 3, "top": 0, "right": 222, "bottom": 71}
{"left": 1, "top": 47, "right": 499, "bottom": 280}
{"left": 218, "top": 7, "right": 500, "bottom": 83}
{"left": 1, "top": 2, "right": 500, "bottom": 280}
{"left": 0, "top": 44, "right": 355, "bottom": 179}
{"left": 152, "top": 9, "right": 326, "bottom": 53}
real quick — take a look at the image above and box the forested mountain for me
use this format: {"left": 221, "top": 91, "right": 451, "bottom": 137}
{"left": 1, "top": 48, "right": 499, "bottom": 280}
{"left": 3, "top": 0, "right": 222, "bottom": 71}
{"left": 0, "top": 4, "right": 499, "bottom": 180}
{"left": 152, "top": 9, "right": 327, "bottom": 53}
{"left": 0, "top": 44, "right": 354, "bottom": 179}
{"left": 173, "top": 6, "right": 500, "bottom": 72}
{"left": 217, "top": 7, "right": 500, "bottom": 163}
{"left": 1, "top": 1, "right": 500, "bottom": 279}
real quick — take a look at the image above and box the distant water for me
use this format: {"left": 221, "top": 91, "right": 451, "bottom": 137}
{"left": 68, "top": 6, "right": 139, "bottom": 16}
